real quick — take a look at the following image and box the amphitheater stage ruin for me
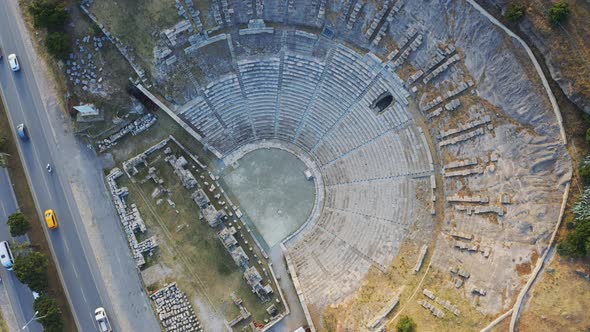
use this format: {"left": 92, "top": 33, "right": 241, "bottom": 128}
{"left": 221, "top": 145, "right": 316, "bottom": 248}
{"left": 84, "top": 0, "right": 574, "bottom": 330}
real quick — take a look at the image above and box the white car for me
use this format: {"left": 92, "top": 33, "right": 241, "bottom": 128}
{"left": 94, "top": 307, "right": 112, "bottom": 332}
{"left": 8, "top": 54, "right": 19, "bottom": 72}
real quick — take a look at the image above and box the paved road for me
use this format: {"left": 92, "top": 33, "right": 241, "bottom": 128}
{"left": 0, "top": 169, "right": 42, "bottom": 332}
{"left": 0, "top": 0, "right": 160, "bottom": 331}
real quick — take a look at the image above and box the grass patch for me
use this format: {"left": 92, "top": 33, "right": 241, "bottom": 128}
{"left": 90, "top": 0, "right": 179, "bottom": 72}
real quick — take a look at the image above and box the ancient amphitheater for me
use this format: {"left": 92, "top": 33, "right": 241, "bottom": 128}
{"left": 88, "top": 0, "right": 574, "bottom": 329}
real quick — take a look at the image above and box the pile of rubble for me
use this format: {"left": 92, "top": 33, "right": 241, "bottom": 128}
{"left": 97, "top": 113, "right": 157, "bottom": 152}
{"left": 149, "top": 283, "right": 202, "bottom": 332}
{"left": 66, "top": 35, "right": 107, "bottom": 94}
{"left": 164, "top": 154, "right": 198, "bottom": 189}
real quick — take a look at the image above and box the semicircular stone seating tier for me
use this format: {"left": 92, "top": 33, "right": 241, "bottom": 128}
{"left": 177, "top": 43, "right": 434, "bottom": 308}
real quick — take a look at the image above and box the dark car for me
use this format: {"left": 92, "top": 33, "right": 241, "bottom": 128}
{"left": 16, "top": 124, "right": 29, "bottom": 141}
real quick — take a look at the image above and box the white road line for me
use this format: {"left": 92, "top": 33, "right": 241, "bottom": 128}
{"left": 80, "top": 286, "right": 88, "bottom": 304}
{"left": 71, "top": 262, "right": 79, "bottom": 279}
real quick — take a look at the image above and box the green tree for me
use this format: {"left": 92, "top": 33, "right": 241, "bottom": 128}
{"left": 558, "top": 218, "right": 590, "bottom": 257}
{"left": 397, "top": 316, "right": 417, "bottom": 332}
{"left": 6, "top": 212, "right": 31, "bottom": 237}
{"left": 46, "top": 32, "right": 71, "bottom": 59}
{"left": 0, "top": 136, "right": 6, "bottom": 151}
{"left": 13, "top": 251, "right": 49, "bottom": 293}
{"left": 33, "top": 295, "right": 63, "bottom": 332}
{"left": 580, "top": 165, "right": 590, "bottom": 184}
{"left": 28, "top": 0, "right": 69, "bottom": 29}
{"left": 548, "top": 1, "right": 570, "bottom": 24}
{"left": 506, "top": 3, "right": 526, "bottom": 22}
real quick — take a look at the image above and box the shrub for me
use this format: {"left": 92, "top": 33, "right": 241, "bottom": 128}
{"left": 13, "top": 251, "right": 49, "bottom": 293}
{"left": 506, "top": 3, "right": 526, "bottom": 22}
{"left": 33, "top": 295, "right": 63, "bottom": 332}
{"left": 548, "top": 1, "right": 570, "bottom": 24}
{"left": 28, "top": 0, "right": 69, "bottom": 29}
{"left": 558, "top": 218, "right": 590, "bottom": 257}
{"left": 46, "top": 32, "right": 71, "bottom": 59}
{"left": 6, "top": 212, "right": 31, "bottom": 237}
{"left": 580, "top": 165, "right": 590, "bottom": 184}
{"left": 397, "top": 316, "right": 417, "bottom": 332}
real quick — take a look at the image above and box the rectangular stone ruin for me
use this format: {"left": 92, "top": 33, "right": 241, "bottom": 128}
{"left": 450, "top": 231, "right": 473, "bottom": 240}
{"left": 443, "top": 167, "right": 484, "bottom": 178}
{"left": 439, "top": 115, "right": 492, "bottom": 139}
{"left": 421, "top": 96, "right": 443, "bottom": 113}
{"left": 438, "top": 127, "right": 485, "bottom": 147}
{"left": 444, "top": 158, "right": 478, "bottom": 170}
{"left": 366, "top": 296, "right": 400, "bottom": 329}
{"left": 446, "top": 194, "right": 489, "bottom": 203}
{"left": 191, "top": 189, "right": 210, "bottom": 208}
{"left": 218, "top": 226, "right": 238, "bottom": 249}
{"left": 106, "top": 168, "right": 159, "bottom": 267}
{"left": 230, "top": 246, "right": 250, "bottom": 269}
{"left": 423, "top": 289, "right": 435, "bottom": 300}
{"left": 422, "top": 53, "right": 461, "bottom": 84}
{"left": 444, "top": 99, "right": 461, "bottom": 112}
{"left": 202, "top": 204, "right": 227, "bottom": 227}
{"left": 97, "top": 113, "right": 157, "bottom": 152}
{"left": 472, "top": 287, "right": 487, "bottom": 296}
{"left": 239, "top": 19, "right": 274, "bottom": 35}
{"left": 444, "top": 80, "right": 474, "bottom": 99}
{"left": 454, "top": 204, "right": 504, "bottom": 216}
{"left": 418, "top": 300, "right": 444, "bottom": 318}
{"left": 413, "top": 245, "right": 428, "bottom": 273}
{"left": 243, "top": 266, "right": 273, "bottom": 301}
{"left": 346, "top": 2, "right": 363, "bottom": 30}
{"left": 165, "top": 154, "right": 198, "bottom": 190}
{"left": 423, "top": 289, "right": 460, "bottom": 316}
{"left": 122, "top": 139, "right": 169, "bottom": 177}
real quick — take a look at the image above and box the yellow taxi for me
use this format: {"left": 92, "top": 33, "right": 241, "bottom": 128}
{"left": 44, "top": 210, "right": 59, "bottom": 229}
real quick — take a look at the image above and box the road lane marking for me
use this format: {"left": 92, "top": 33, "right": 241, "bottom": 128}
{"left": 71, "top": 262, "right": 79, "bottom": 279}
{"left": 80, "top": 286, "right": 88, "bottom": 304}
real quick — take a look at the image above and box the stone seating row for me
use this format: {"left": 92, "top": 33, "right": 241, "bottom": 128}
{"left": 288, "top": 226, "right": 373, "bottom": 307}
{"left": 321, "top": 126, "right": 431, "bottom": 185}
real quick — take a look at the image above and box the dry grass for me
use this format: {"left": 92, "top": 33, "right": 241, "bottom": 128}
{"left": 321, "top": 242, "right": 430, "bottom": 331}
{"left": 387, "top": 269, "right": 490, "bottom": 332}
{"left": 0, "top": 311, "right": 8, "bottom": 332}
{"left": 518, "top": 258, "right": 590, "bottom": 332}
{"left": 90, "top": 0, "right": 179, "bottom": 72}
